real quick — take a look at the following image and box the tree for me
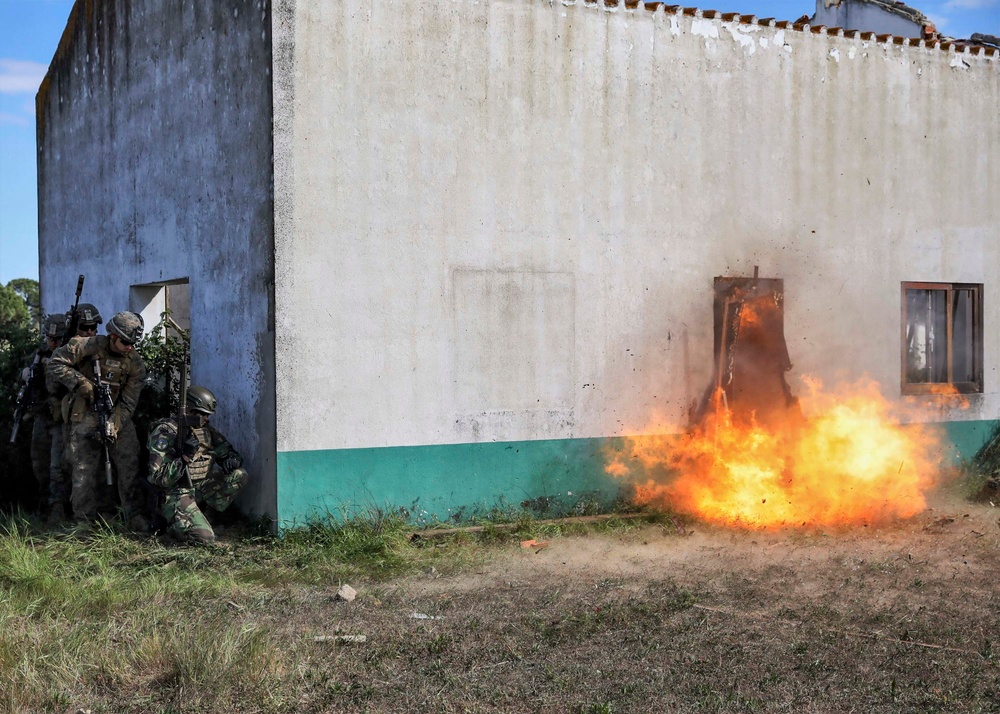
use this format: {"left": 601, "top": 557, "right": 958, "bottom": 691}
{"left": 7, "top": 279, "right": 40, "bottom": 326}
{"left": 0, "top": 283, "right": 30, "bottom": 328}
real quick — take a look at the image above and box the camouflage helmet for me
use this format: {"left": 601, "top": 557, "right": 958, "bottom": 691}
{"left": 106, "top": 311, "right": 144, "bottom": 345}
{"left": 76, "top": 303, "right": 103, "bottom": 325}
{"left": 42, "top": 314, "right": 67, "bottom": 340}
{"left": 186, "top": 386, "right": 217, "bottom": 416}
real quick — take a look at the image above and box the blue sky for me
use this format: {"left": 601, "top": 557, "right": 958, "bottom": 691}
{"left": 0, "top": 0, "right": 997, "bottom": 284}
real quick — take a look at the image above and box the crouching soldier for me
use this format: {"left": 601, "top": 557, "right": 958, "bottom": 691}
{"left": 47, "top": 311, "right": 147, "bottom": 528}
{"left": 147, "top": 386, "right": 247, "bottom": 544}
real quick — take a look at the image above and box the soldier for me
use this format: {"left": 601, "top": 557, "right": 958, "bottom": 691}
{"left": 47, "top": 303, "right": 104, "bottom": 523}
{"left": 71, "top": 304, "right": 103, "bottom": 338}
{"left": 15, "top": 314, "right": 67, "bottom": 517}
{"left": 147, "top": 386, "right": 247, "bottom": 544}
{"left": 47, "top": 311, "right": 148, "bottom": 529}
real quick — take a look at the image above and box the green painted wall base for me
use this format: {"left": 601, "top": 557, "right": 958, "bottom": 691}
{"left": 276, "top": 419, "right": 998, "bottom": 527}
{"left": 277, "top": 436, "right": 628, "bottom": 527}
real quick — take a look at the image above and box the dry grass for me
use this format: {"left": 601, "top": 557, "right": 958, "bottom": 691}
{"left": 1, "top": 498, "right": 999, "bottom": 713}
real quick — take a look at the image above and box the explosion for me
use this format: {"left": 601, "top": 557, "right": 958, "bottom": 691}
{"left": 606, "top": 378, "right": 946, "bottom": 529}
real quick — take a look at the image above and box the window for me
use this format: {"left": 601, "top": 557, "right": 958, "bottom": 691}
{"left": 901, "top": 282, "right": 982, "bottom": 394}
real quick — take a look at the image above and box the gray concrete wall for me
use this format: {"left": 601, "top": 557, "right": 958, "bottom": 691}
{"left": 813, "top": 1, "right": 924, "bottom": 37}
{"left": 272, "top": 0, "right": 1000, "bottom": 456}
{"left": 37, "top": 0, "right": 276, "bottom": 517}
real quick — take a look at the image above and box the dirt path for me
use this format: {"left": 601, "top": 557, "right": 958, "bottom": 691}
{"left": 285, "top": 496, "right": 1000, "bottom": 713}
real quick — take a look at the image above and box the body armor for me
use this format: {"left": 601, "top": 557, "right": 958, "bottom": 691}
{"left": 185, "top": 425, "right": 214, "bottom": 481}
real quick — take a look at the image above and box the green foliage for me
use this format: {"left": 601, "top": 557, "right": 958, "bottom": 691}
{"left": 133, "top": 312, "right": 190, "bottom": 442}
{"left": 6, "top": 278, "right": 40, "bottom": 327}
{"left": 0, "top": 319, "right": 41, "bottom": 508}
{"left": 0, "top": 283, "right": 30, "bottom": 328}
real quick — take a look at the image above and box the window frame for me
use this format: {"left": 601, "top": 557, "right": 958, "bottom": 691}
{"left": 900, "top": 281, "right": 983, "bottom": 395}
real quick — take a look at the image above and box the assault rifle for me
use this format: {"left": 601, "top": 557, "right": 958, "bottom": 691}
{"left": 178, "top": 361, "right": 193, "bottom": 489}
{"left": 92, "top": 359, "right": 115, "bottom": 486}
{"left": 9, "top": 354, "right": 44, "bottom": 444}
{"left": 63, "top": 275, "right": 85, "bottom": 344}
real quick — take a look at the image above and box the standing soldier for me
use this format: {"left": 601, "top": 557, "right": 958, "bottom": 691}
{"left": 71, "top": 304, "right": 103, "bottom": 339}
{"left": 46, "top": 303, "right": 104, "bottom": 524}
{"left": 47, "top": 311, "right": 148, "bottom": 529}
{"left": 148, "top": 386, "right": 248, "bottom": 544}
{"left": 13, "top": 314, "right": 67, "bottom": 517}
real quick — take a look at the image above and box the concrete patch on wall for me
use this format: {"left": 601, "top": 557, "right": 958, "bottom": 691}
{"left": 451, "top": 268, "right": 575, "bottom": 413}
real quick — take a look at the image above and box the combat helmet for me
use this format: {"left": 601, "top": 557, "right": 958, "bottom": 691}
{"left": 42, "top": 314, "right": 67, "bottom": 341}
{"left": 106, "top": 311, "right": 144, "bottom": 345}
{"left": 186, "top": 386, "right": 217, "bottom": 416}
{"left": 76, "top": 304, "right": 103, "bottom": 325}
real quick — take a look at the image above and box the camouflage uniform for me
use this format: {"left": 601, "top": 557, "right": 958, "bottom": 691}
{"left": 22, "top": 350, "right": 54, "bottom": 508}
{"left": 147, "top": 417, "right": 247, "bottom": 544}
{"left": 18, "top": 316, "right": 67, "bottom": 515}
{"left": 46, "top": 334, "right": 147, "bottom": 522}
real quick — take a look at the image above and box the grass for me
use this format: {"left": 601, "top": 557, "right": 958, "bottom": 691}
{"left": 1, "top": 500, "right": 998, "bottom": 712}
{"left": 0, "top": 507, "right": 670, "bottom": 712}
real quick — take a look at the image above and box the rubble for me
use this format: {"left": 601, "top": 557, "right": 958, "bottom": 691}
{"left": 335, "top": 584, "right": 357, "bottom": 602}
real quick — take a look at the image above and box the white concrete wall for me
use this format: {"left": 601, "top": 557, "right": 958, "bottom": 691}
{"left": 272, "top": 0, "right": 1000, "bottom": 453}
{"left": 38, "top": 0, "right": 277, "bottom": 516}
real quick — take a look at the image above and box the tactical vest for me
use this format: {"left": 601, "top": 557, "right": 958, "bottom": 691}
{"left": 66, "top": 341, "right": 139, "bottom": 422}
{"left": 186, "top": 425, "right": 214, "bottom": 481}
{"left": 82, "top": 353, "right": 132, "bottom": 403}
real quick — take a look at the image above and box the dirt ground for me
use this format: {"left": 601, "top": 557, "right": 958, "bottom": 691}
{"left": 269, "top": 493, "right": 1000, "bottom": 713}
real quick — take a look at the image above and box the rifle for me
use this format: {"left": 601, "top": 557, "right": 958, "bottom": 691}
{"left": 178, "top": 361, "right": 193, "bottom": 489}
{"left": 92, "top": 359, "right": 115, "bottom": 486}
{"left": 63, "top": 275, "right": 85, "bottom": 344}
{"left": 10, "top": 352, "right": 47, "bottom": 444}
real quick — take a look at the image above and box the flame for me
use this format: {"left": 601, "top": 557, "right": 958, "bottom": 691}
{"left": 607, "top": 378, "right": 945, "bottom": 529}
{"left": 913, "top": 383, "right": 971, "bottom": 410}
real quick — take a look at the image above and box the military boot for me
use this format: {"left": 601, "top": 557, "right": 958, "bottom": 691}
{"left": 46, "top": 502, "right": 65, "bottom": 528}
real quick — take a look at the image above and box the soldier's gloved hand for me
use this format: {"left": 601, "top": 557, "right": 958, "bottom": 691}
{"left": 175, "top": 439, "right": 198, "bottom": 462}
{"left": 222, "top": 455, "right": 242, "bottom": 473}
{"left": 48, "top": 400, "right": 61, "bottom": 422}
{"left": 76, "top": 381, "right": 94, "bottom": 401}
{"left": 105, "top": 420, "right": 119, "bottom": 442}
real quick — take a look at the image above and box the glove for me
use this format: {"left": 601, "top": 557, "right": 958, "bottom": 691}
{"left": 222, "top": 455, "right": 242, "bottom": 472}
{"left": 76, "top": 381, "right": 94, "bottom": 401}
{"left": 173, "top": 439, "right": 198, "bottom": 462}
{"left": 48, "top": 399, "right": 62, "bottom": 422}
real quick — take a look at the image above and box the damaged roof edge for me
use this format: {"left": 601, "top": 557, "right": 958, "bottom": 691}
{"left": 823, "top": 0, "right": 928, "bottom": 27}
{"left": 614, "top": 0, "right": 999, "bottom": 58}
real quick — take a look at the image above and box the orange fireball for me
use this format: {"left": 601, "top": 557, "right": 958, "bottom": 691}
{"left": 608, "top": 378, "right": 945, "bottom": 529}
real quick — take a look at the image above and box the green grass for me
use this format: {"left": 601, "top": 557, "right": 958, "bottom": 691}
{"left": 0, "top": 507, "right": 668, "bottom": 712}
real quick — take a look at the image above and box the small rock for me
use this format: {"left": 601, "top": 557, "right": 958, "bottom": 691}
{"left": 335, "top": 584, "right": 357, "bottom": 602}
{"left": 410, "top": 612, "right": 442, "bottom": 620}
{"left": 520, "top": 539, "right": 550, "bottom": 551}
{"left": 314, "top": 634, "right": 367, "bottom": 644}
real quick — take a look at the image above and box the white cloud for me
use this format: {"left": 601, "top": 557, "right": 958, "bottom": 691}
{"left": 945, "top": 0, "right": 998, "bottom": 8}
{"left": 926, "top": 13, "right": 950, "bottom": 31}
{"left": 0, "top": 59, "right": 48, "bottom": 95}
{"left": 0, "top": 111, "right": 30, "bottom": 126}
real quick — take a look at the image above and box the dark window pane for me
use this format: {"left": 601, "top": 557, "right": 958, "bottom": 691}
{"left": 952, "top": 289, "right": 976, "bottom": 383}
{"left": 905, "top": 289, "right": 947, "bottom": 383}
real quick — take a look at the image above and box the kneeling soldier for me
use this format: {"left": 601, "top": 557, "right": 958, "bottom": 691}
{"left": 147, "top": 386, "right": 248, "bottom": 544}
